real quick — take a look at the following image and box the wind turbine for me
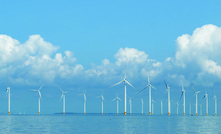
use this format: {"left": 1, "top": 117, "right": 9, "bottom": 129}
{"left": 32, "top": 84, "right": 44, "bottom": 114}
{"left": 164, "top": 81, "right": 171, "bottom": 115}
{"left": 112, "top": 93, "right": 121, "bottom": 115}
{"left": 214, "top": 89, "right": 217, "bottom": 116}
{"left": 152, "top": 100, "right": 155, "bottom": 115}
{"left": 111, "top": 65, "right": 135, "bottom": 115}
{"left": 128, "top": 97, "right": 133, "bottom": 115}
{"left": 98, "top": 94, "right": 105, "bottom": 115}
{"left": 177, "top": 102, "right": 179, "bottom": 115}
{"left": 60, "top": 88, "right": 70, "bottom": 115}
{"left": 180, "top": 82, "right": 185, "bottom": 115}
{"left": 192, "top": 88, "right": 200, "bottom": 116}
{"left": 79, "top": 91, "right": 87, "bottom": 115}
{"left": 189, "top": 103, "right": 191, "bottom": 115}
{"left": 161, "top": 100, "right": 163, "bottom": 115}
{"left": 203, "top": 92, "right": 208, "bottom": 115}
{"left": 137, "top": 72, "right": 156, "bottom": 115}
{"left": 6, "top": 80, "right": 10, "bottom": 114}
{"left": 141, "top": 99, "right": 143, "bottom": 115}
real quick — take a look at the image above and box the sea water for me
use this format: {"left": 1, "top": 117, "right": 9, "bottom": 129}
{"left": 0, "top": 114, "right": 220, "bottom": 133}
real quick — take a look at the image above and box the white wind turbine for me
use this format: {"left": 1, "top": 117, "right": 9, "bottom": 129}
{"left": 177, "top": 102, "right": 179, "bottom": 115}
{"left": 137, "top": 72, "right": 156, "bottom": 115}
{"left": 203, "top": 92, "right": 208, "bottom": 115}
{"left": 112, "top": 93, "right": 121, "bottom": 115}
{"left": 79, "top": 91, "right": 87, "bottom": 115}
{"left": 111, "top": 65, "right": 135, "bottom": 115}
{"left": 164, "top": 81, "right": 171, "bottom": 115}
{"left": 141, "top": 99, "right": 144, "bottom": 115}
{"left": 161, "top": 100, "right": 163, "bottom": 115}
{"left": 128, "top": 97, "right": 133, "bottom": 115}
{"left": 152, "top": 100, "right": 155, "bottom": 115}
{"left": 6, "top": 80, "right": 10, "bottom": 114}
{"left": 189, "top": 103, "right": 191, "bottom": 115}
{"left": 180, "top": 82, "right": 185, "bottom": 115}
{"left": 97, "top": 94, "right": 105, "bottom": 115}
{"left": 60, "top": 88, "right": 70, "bottom": 115}
{"left": 214, "top": 89, "right": 217, "bottom": 116}
{"left": 192, "top": 88, "right": 200, "bottom": 116}
{"left": 213, "top": 89, "right": 217, "bottom": 116}
{"left": 32, "top": 84, "right": 44, "bottom": 114}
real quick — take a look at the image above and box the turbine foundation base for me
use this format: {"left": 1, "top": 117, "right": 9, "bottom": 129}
{"left": 206, "top": 113, "right": 208, "bottom": 115}
{"left": 149, "top": 112, "right": 151, "bottom": 115}
{"left": 38, "top": 112, "right": 40, "bottom": 114}
{"left": 183, "top": 113, "right": 185, "bottom": 115}
{"left": 124, "top": 112, "right": 127, "bottom": 115}
{"left": 63, "top": 112, "right": 65, "bottom": 115}
{"left": 8, "top": 112, "right": 10, "bottom": 114}
{"left": 168, "top": 113, "right": 171, "bottom": 115}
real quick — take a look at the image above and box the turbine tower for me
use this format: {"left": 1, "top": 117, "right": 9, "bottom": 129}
{"left": 180, "top": 82, "right": 185, "bottom": 115}
{"left": 80, "top": 91, "right": 87, "bottom": 115}
{"left": 177, "top": 102, "right": 179, "bottom": 115}
{"left": 192, "top": 88, "right": 200, "bottom": 116}
{"left": 128, "top": 97, "right": 133, "bottom": 115}
{"left": 161, "top": 100, "right": 163, "bottom": 115}
{"left": 32, "top": 84, "right": 44, "bottom": 114}
{"left": 189, "top": 103, "right": 191, "bottom": 115}
{"left": 164, "top": 81, "right": 171, "bottom": 115}
{"left": 98, "top": 94, "right": 105, "bottom": 115}
{"left": 60, "top": 88, "right": 69, "bottom": 115}
{"left": 6, "top": 80, "right": 10, "bottom": 114}
{"left": 111, "top": 65, "right": 135, "bottom": 115}
{"left": 214, "top": 89, "right": 217, "bottom": 116}
{"left": 203, "top": 92, "right": 208, "bottom": 115}
{"left": 112, "top": 93, "right": 121, "bottom": 115}
{"left": 141, "top": 99, "right": 143, "bottom": 115}
{"left": 137, "top": 72, "right": 156, "bottom": 115}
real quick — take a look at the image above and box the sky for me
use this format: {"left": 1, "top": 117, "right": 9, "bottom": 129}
{"left": 0, "top": 0, "right": 221, "bottom": 115}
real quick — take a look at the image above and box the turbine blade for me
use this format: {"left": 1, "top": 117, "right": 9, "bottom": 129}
{"left": 180, "top": 91, "right": 183, "bottom": 100}
{"left": 32, "top": 89, "right": 38, "bottom": 91}
{"left": 202, "top": 95, "right": 206, "bottom": 100}
{"left": 164, "top": 80, "right": 168, "bottom": 89}
{"left": 60, "top": 94, "right": 64, "bottom": 101}
{"left": 182, "top": 81, "right": 184, "bottom": 91}
{"left": 151, "top": 85, "right": 156, "bottom": 90}
{"left": 38, "top": 91, "right": 42, "bottom": 100}
{"left": 192, "top": 88, "right": 196, "bottom": 94}
{"left": 124, "top": 64, "right": 127, "bottom": 79}
{"left": 39, "top": 84, "right": 44, "bottom": 91}
{"left": 60, "top": 88, "right": 64, "bottom": 93}
{"left": 136, "top": 87, "right": 148, "bottom": 95}
{"left": 125, "top": 80, "right": 135, "bottom": 89}
{"left": 112, "top": 98, "right": 117, "bottom": 101}
{"left": 111, "top": 80, "right": 124, "bottom": 87}
{"left": 147, "top": 72, "right": 150, "bottom": 84}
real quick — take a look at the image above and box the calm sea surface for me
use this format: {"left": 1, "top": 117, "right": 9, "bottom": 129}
{"left": 0, "top": 114, "right": 220, "bottom": 134}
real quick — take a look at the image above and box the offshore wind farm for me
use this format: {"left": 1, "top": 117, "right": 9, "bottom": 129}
{"left": 2, "top": 0, "right": 221, "bottom": 133}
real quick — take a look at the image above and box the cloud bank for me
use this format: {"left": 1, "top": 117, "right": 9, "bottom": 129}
{"left": 1, "top": 24, "right": 221, "bottom": 89}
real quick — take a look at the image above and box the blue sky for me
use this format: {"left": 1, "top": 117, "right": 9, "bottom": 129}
{"left": 0, "top": 0, "right": 221, "bottom": 114}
